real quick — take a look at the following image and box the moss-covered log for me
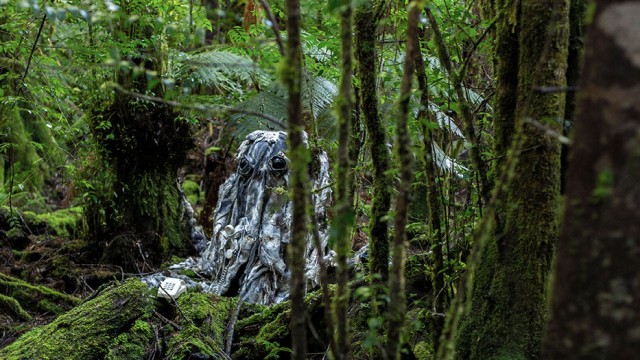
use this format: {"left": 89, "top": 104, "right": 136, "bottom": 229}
{"left": 0, "top": 279, "right": 153, "bottom": 360}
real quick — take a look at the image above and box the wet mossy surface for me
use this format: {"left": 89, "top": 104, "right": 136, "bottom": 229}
{"left": 164, "top": 292, "right": 237, "bottom": 359}
{"left": 0, "top": 279, "right": 153, "bottom": 360}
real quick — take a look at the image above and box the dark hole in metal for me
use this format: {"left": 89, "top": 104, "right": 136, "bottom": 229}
{"left": 269, "top": 155, "right": 287, "bottom": 176}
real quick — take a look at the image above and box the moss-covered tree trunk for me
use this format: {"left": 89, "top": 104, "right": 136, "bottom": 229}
{"left": 354, "top": 0, "right": 392, "bottom": 319}
{"left": 415, "top": 25, "right": 448, "bottom": 351}
{"left": 87, "top": 76, "right": 193, "bottom": 270}
{"left": 331, "top": 1, "right": 355, "bottom": 358}
{"left": 386, "top": 3, "right": 419, "bottom": 358}
{"left": 442, "top": 1, "right": 570, "bottom": 359}
{"left": 542, "top": 2, "right": 640, "bottom": 357}
{"left": 86, "top": 14, "right": 193, "bottom": 270}
{"left": 283, "top": 0, "right": 308, "bottom": 357}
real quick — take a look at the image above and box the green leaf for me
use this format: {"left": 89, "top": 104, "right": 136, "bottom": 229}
{"left": 205, "top": 146, "right": 221, "bottom": 155}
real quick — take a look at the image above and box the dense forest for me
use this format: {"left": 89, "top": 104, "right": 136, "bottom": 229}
{"left": 1, "top": 0, "right": 639, "bottom": 359}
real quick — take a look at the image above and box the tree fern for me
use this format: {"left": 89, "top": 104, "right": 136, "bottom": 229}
{"left": 171, "top": 50, "right": 271, "bottom": 95}
{"left": 228, "top": 73, "right": 338, "bottom": 140}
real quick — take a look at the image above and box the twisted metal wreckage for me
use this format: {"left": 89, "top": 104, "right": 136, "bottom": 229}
{"left": 144, "top": 131, "right": 333, "bottom": 305}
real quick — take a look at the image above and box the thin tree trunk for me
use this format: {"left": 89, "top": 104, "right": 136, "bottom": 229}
{"left": 354, "top": 0, "right": 392, "bottom": 319}
{"left": 332, "top": 1, "right": 354, "bottom": 359}
{"left": 415, "top": 27, "right": 447, "bottom": 351}
{"left": 543, "top": 2, "right": 640, "bottom": 357}
{"left": 387, "top": 2, "right": 419, "bottom": 358}
{"left": 284, "top": 0, "right": 307, "bottom": 358}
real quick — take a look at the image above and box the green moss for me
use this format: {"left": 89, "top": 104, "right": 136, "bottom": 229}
{"left": 106, "top": 319, "right": 153, "bottom": 360}
{"left": 0, "top": 273, "right": 80, "bottom": 306}
{"left": 414, "top": 341, "right": 432, "bottom": 359}
{"left": 186, "top": 194, "right": 198, "bottom": 206}
{"left": 0, "top": 293, "right": 32, "bottom": 321}
{"left": 182, "top": 180, "right": 200, "bottom": 195}
{"left": 36, "top": 298, "right": 67, "bottom": 315}
{"left": 178, "top": 269, "right": 198, "bottom": 278}
{"left": 183, "top": 180, "right": 202, "bottom": 208}
{"left": 20, "top": 207, "right": 82, "bottom": 238}
{"left": 166, "top": 292, "right": 237, "bottom": 359}
{"left": 233, "top": 289, "right": 329, "bottom": 359}
{"left": 0, "top": 279, "right": 153, "bottom": 360}
{"left": 5, "top": 227, "right": 25, "bottom": 239}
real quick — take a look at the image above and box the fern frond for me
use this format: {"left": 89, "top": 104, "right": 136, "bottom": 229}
{"left": 228, "top": 74, "right": 338, "bottom": 139}
{"left": 171, "top": 50, "right": 271, "bottom": 94}
{"left": 432, "top": 142, "right": 467, "bottom": 177}
{"left": 428, "top": 103, "right": 465, "bottom": 138}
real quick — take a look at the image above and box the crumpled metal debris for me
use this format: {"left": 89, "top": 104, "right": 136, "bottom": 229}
{"left": 143, "top": 130, "right": 331, "bottom": 305}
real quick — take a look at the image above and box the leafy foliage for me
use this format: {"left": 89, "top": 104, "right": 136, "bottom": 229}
{"left": 171, "top": 49, "right": 271, "bottom": 95}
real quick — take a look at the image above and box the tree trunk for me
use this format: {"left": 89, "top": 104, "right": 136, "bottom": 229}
{"left": 354, "top": 0, "right": 392, "bottom": 319}
{"left": 415, "top": 26, "right": 447, "bottom": 351}
{"left": 284, "top": 0, "right": 308, "bottom": 357}
{"left": 543, "top": 2, "right": 640, "bottom": 358}
{"left": 332, "top": 1, "right": 355, "bottom": 358}
{"left": 443, "top": 1, "right": 570, "bottom": 359}
{"left": 88, "top": 80, "right": 193, "bottom": 270}
{"left": 387, "top": 3, "right": 419, "bottom": 358}
{"left": 85, "top": 10, "right": 193, "bottom": 270}
{"left": 560, "top": 0, "right": 587, "bottom": 192}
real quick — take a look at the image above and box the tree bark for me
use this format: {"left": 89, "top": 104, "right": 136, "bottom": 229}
{"left": 543, "top": 2, "right": 640, "bottom": 358}
{"left": 284, "top": 0, "right": 307, "bottom": 357}
{"left": 560, "top": 0, "right": 587, "bottom": 192}
{"left": 331, "top": 1, "right": 355, "bottom": 359}
{"left": 442, "top": 1, "right": 570, "bottom": 359}
{"left": 354, "top": 0, "right": 392, "bottom": 319}
{"left": 415, "top": 26, "right": 447, "bottom": 352}
{"left": 387, "top": 3, "right": 419, "bottom": 358}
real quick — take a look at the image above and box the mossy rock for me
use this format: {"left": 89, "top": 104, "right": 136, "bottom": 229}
{"left": 0, "top": 279, "right": 153, "bottom": 360}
